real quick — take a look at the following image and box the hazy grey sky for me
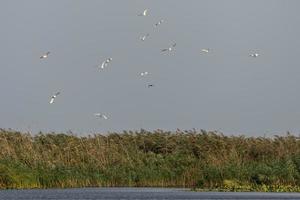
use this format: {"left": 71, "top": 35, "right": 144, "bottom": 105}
{"left": 1, "top": 0, "right": 300, "bottom": 135}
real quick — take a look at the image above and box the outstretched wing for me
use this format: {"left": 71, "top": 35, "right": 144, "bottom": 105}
{"left": 101, "top": 61, "right": 106, "bottom": 69}
{"left": 49, "top": 97, "right": 55, "bottom": 104}
{"left": 143, "top": 9, "right": 148, "bottom": 16}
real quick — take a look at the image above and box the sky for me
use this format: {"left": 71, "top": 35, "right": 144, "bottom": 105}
{"left": 1, "top": 0, "right": 300, "bottom": 136}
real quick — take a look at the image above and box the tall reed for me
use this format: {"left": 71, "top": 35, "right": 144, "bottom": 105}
{"left": 0, "top": 129, "right": 299, "bottom": 191}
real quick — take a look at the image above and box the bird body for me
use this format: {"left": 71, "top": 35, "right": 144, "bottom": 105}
{"left": 40, "top": 52, "right": 50, "bottom": 59}
{"left": 162, "top": 43, "right": 176, "bottom": 52}
{"left": 99, "top": 58, "right": 112, "bottom": 69}
{"left": 49, "top": 92, "right": 60, "bottom": 104}
{"left": 94, "top": 113, "right": 108, "bottom": 120}
{"left": 140, "top": 33, "right": 150, "bottom": 41}
{"left": 161, "top": 48, "right": 171, "bottom": 52}
{"left": 155, "top": 19, "right": 164, "bottom": 27}
{"left": 201, "top": 48, "right": 210, "bottom": 53}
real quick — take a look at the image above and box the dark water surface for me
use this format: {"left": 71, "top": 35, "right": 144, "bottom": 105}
{"left": 0, "top": 188, "right": 299, "bottom": 200}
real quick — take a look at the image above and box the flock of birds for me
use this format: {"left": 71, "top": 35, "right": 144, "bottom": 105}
{"left": 40, "top": 8, "right": 260, "bottom": 123}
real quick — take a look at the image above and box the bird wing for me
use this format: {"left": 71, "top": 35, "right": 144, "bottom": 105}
{"left": 101, "top": 61, "right": 106, "bottom": 69}
{"left": 49, "top": 97, "right": 54, "bottom": 104}
{"left": 161, "top": 49, "right": 168, "bottom": 52}
{"left": 143, "top": 9, "right": 148, "bottom": 16}
{"left": 172, "top": 43, "right": 177, "bottom": 47}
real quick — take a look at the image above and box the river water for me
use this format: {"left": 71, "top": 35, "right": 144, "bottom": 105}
{"left": 0, "top": 187, "right": 299, "bottom": 200}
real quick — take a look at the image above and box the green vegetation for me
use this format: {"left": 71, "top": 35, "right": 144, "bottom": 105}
{"left": 0, "top": 129, "right": 300, "bottom": 191}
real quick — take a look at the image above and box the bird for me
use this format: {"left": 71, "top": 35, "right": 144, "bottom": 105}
{"left": 94, "top": 113, "right": 108, "bottom": 120}
{"left": 140, "top": 71, "right": 149, "bottom": 76}
{"left": 154, "top": 19, "right": 164, "bottom": 27}
{"left": 49, "top": 92, "right": 60, "bottom": 104}
{"left": 138, "top": 9, "right": 148, "bottom": 16}
{"left": 40, "top": 51, "right": 50, "bottom": 59}
{"left": 99, "top": 58, "right": 112, "bottom": 69}
{"left": 201, "top": 48, "right": 210, "bottom": 53}
{"left": 140, "top": 33, "right": 150, "bottom": 41}
{"left": 249, "top": 53, "right": 259, "bottom": 57}
{"left": 161, "top": 43, "right": 176, "bottom": 52}
{"left": 147, "top": 84, "right": 154, "bottom": 88}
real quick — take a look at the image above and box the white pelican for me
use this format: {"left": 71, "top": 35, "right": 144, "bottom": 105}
{"left": 94, "top": 113, "right": 108, "bottom": 120}
{"left": 201, "top": 48, "right": 210, "bottom": 53}
{"left": 49, "top": 92, "right": 60, "bottom": 104}
{"left": 40, "top": 52, "right": 50, "bottom": 59}
{"left": 154, "top": 19, "right": 164, "bottom": 27}
{"left": 140, "top": 71, "right": 149, "bottom": 76}
{"left": 161, "top": 43, "right": 176, "bottom": 52}
{"left": 140, "top": 33, "right": 150, "bottom": 41}
{"left": 99, "top": 58, "right": 112, "bottom": 69}
{"left": 250, "top": 53, "right": 259, "bottom": 57}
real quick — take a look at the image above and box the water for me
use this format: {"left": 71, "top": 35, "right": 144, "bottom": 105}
{"left": 0, "top": 188, "right": 299, "bottom": 200}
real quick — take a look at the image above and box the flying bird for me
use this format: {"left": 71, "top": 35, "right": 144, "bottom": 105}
{"left": 161, "top": 43, "right": 176, "bottom": 52}
{"left": 249, "top": 53, "right": 259, "bottom": 57}
{"left": 138, "top": 9, "right": 148, "bottom": 16}
{"left": 40, "top": 52, "right": 50, "bottom": 59}
{"left": 94, "top": 113, "right": 108, "bottom": 120}
{"left": 140, "top": 33, "right": 150, "bottom": 41}
{"left": 99, "top": 58, "right": 112, "bottom": 69}
{"left": 201, "top": 48, "right": 210, "bottom": 53}
{"left": 154, "top": 19, "right": 164, "bottom": 27}
{"left": 147, "top": 84, "right": 154, "bottom": 88}
{"left": 49, "top": 92, "right": 60, "bottom": 104}
{"left": 140, "top": 71, "right": 149, "bottom": 76}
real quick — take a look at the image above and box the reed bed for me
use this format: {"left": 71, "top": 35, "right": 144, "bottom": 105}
{"left": 0, "top": 129, "right": 299, "bottom": 191}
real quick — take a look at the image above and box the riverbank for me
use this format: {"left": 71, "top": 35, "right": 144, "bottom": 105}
{"left": 0, "top": 129, "right": 299, "bottom": 191}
